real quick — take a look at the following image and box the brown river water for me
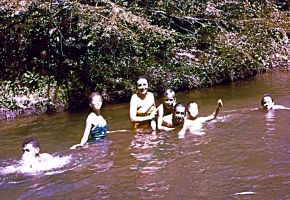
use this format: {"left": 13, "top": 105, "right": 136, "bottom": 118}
{"left": 0, "top": 70, "right": 289, "bottom": 199}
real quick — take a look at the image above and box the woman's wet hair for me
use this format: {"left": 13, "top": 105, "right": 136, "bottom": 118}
{"left": 22, "top": 137, "right": 40, "bottom": 148}
{"left": 136, "top": 76, "right": 147, "bottom": 83}
{"left": 88, "top": 92, "right": 102, "bottom": 104}
{"left": 261, "top": 93, "right": 274, "bottom": 105}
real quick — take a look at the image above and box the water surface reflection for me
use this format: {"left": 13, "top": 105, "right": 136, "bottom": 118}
{"left": 0, "top": 70, "right": 290, "bottom": 199}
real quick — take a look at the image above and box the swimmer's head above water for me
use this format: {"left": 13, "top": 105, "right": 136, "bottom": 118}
{"left": 22, "top": 137, "right": 41, "bottom": 159}
{"left": 261, "top": 94, "right": 274, "bottom": 110}
{"left": 173, "top": 102, "right": 186, "bottom": 125}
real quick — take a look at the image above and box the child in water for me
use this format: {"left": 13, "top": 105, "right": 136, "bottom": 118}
{"left": 70, "top": 92, "right": 108, "bottom": 149}
{"left": 160, "top": 102, "right": 187, "bottom": 130}
{"left": 156, "top": 89, "right": 177, "bottom": 131}
{"left": 178, "top": 99, "right": 223, "bottom": 138}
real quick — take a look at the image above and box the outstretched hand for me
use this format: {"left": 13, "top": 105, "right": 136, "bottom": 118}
{"left": 70, "top": 144, "right": 82, "bottom": 149}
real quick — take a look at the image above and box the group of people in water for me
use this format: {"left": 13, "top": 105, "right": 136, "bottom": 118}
{"left": 12, "top": 77, "right": 290, "bottom": 172}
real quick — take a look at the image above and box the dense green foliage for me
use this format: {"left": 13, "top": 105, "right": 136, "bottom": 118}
{"left": 0, "top": 0, "right": 289, "bottom": 117}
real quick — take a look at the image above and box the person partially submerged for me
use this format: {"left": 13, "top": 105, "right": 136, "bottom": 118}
{"left": 156, "top": 89, "right": 177, "bottom": 131}
{"left": 21, "top": 137, "right": 54, "bottom": 170}
{"left": 129, "top": 77, "right": 157, "bottom": 130}
{"left": 0, "top": 137, "right": 70, "bottom": 174}
{"left": 70, "top": 92, "right": 108, "bottom": 149}
{"left": 178, "top": 99, "right": 223, "bottom": 138}
{"left": 260, "top": 94, "right": 290, "bottom": 110}
{"left": 159, "top": 102, "right": 187, "bottom": 131}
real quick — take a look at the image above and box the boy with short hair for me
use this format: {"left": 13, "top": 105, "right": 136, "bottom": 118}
{"left": 156, "top": 89, "right": 177, "bottom": 131}
{"left": 21, "top": 137, "right": 54, "bottom": 169}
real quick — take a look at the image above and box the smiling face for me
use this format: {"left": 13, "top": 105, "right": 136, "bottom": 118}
{"left": 188, "top": 102, "right": 199, "bottom": 118}
{"left": 136, "top": 78, "right": 148, "bottom": 95}
{"left": 261, "top": 96, "right": 274, "bottom": 110}
{"left": 163, "top": 94, "right": 176, "bottom": 109}
{"left": 90, "top": 94, "right": 103, "bottom": 110}
{"left": 173, "top": 104, "right": 186, "bottom": 124}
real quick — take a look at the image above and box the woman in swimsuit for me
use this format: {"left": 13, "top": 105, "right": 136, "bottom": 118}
{"left": 129, "top": 78, "right": 157, "bottom": 130}
{"left": 70, "top": 92, "right": 107, "bottom": 149}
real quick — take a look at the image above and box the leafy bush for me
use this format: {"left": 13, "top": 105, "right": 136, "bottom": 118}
{"left": 0, "top": 0, "right": 288, "bottom": 116}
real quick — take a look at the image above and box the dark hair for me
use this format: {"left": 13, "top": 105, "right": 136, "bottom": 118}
{"left": 174, "top": 102, "right": 187, "bottom": 115}
{"left": 136, "top": 76, "right": 147, "bottom": 82}
{"left": 88, "top": 92, "right": 102, "bottom": 104}
{"left": 22, "top": 137, "right": 40, "bottom": 148}
{"left": 261, "top": 93, "right": 274, "bottom": 106}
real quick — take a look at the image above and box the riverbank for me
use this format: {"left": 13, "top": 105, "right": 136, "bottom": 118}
{"left": 0, "top": 1, "right": 289, "bottom": 120}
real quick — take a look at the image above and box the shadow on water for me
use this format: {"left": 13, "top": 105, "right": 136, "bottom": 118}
{"left": 0, "top": 70, "right": 290, "bottom": 199}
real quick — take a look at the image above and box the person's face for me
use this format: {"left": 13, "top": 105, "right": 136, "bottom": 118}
{"left": 188, "top": 103, "right": 199, "bottom": 118}
{"left": 137, "top": 79, "right": 148, "bottom": 95}
{"left": 262, "top": 96, "right": 274, "bottom": 110}
{"left": 22, "top": 143, "right": 39, "bottom": 160}
{"left": 91, "top": 95, "right": 103, "bottom": 109}
{"left": 163, "top": 95, "right": 176, "bottom": 109}
{"left": 174, "top": 106, "right": 186, "bottom": 123}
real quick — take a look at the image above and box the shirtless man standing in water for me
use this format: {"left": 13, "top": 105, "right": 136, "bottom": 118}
{"left": 129, "top": 78, "right": 157, "bottom": 130}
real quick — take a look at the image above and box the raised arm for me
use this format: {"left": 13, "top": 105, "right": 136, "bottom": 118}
{"left": 199, "top": 99, "right": 223, "bottom": 123}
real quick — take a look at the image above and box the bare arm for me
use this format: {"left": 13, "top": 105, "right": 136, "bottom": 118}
{"left": 178, "top": 120, "right": 188, "bottom": 138}
{"left": 70, "top": 116, "right": 92, "bottom": 149}
{"left": 274, "top": 105, "right": 290, "bottom": 110}
{"left": 157, "top": 104, "right": 164, "bottom": 130}
{"left": 158, "top": 114, "right": 175, "bottom": 131}
{"left": 199, "top": 99, "right": 223, "bottom": 123}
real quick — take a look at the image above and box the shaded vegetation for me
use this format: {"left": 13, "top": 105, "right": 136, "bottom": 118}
{"left": 0, "top": 0, "right": 289, "bottom": 119}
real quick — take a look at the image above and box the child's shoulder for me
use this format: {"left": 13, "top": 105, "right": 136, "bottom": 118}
{"left": 157, "top": 103, "right": 164, "bottom": 109}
